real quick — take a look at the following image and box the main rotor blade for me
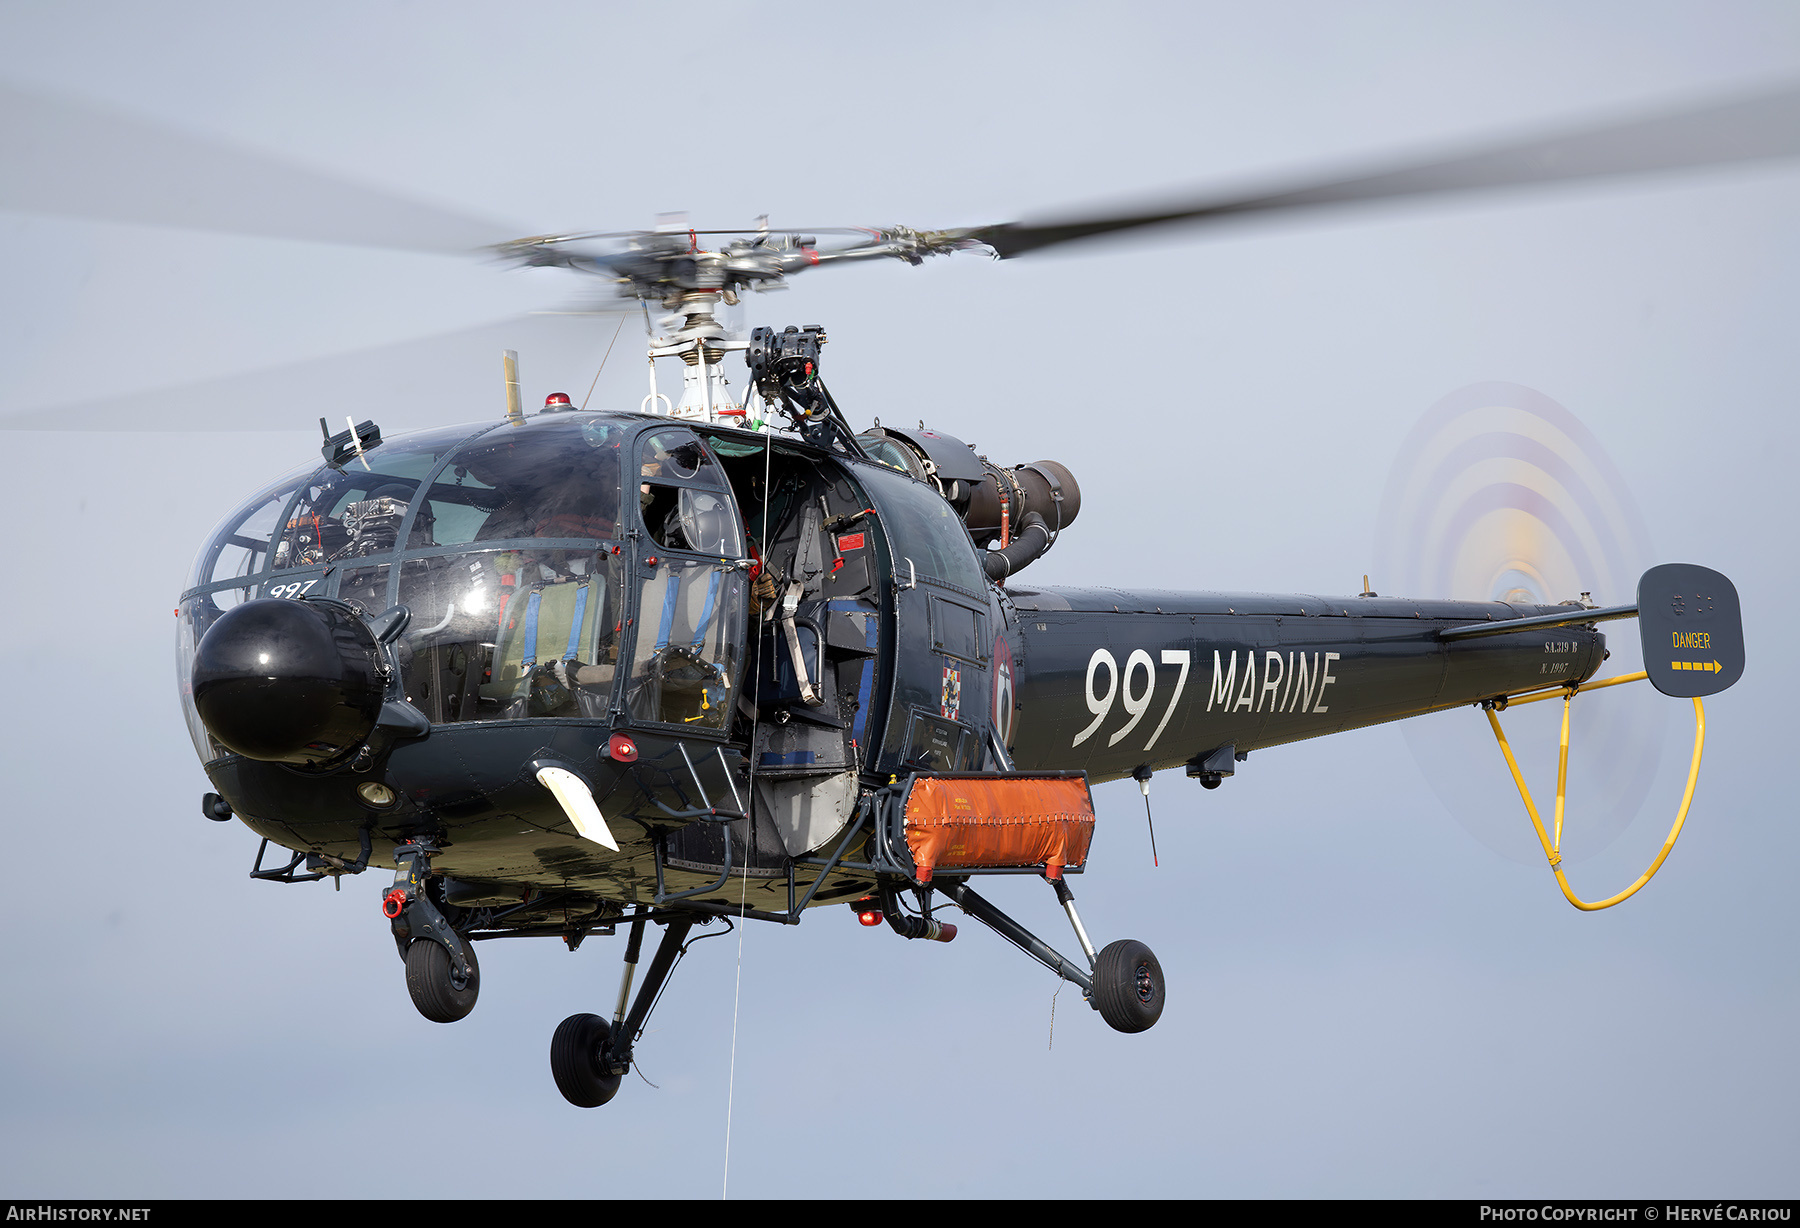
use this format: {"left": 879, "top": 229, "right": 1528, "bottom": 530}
{"left": 971, "top": 80, "right": 1800, "bottom": 258}
{"left": 0, "top": 312, "right": 629, "bottom": 432}
{"left": 0, "top": 82, "right": 518, "bottom": 253}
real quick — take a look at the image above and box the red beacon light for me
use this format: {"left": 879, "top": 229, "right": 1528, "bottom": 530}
{"left": 543, "top": 392, "right": 573, "bottom": 412}
{"left": 858, "top": 909, "right": 883, "bottom": 927}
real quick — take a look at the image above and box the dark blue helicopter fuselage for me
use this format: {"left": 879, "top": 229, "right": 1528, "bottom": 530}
{"left": 182, "top": 411, "right": 1602, "bottom": 918}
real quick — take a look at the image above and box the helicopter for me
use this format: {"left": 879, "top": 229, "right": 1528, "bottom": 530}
{"left": 13, "top": 78, "right": 1772, "bottom": 1111}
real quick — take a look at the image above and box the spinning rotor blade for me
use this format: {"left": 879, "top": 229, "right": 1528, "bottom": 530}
{"left": 0, "top": 312, "right": 623, "bottom": 433}
{"left": 0, "top": 82, "right": 517, "bottom": 252}
{"left": 1373, "top": 383, "right": 1664, "bottom": 867}
{"left": 971, "top": 80, "right": 1800, "bottom": 258}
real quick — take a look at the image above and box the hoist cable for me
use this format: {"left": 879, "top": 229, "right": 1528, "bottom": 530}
{"left": 723, "top": 414, "right": 774, "bottom": 1199}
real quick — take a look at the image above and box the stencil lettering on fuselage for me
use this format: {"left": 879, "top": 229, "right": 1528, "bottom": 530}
{"left": 1204, "top": 649, "right": 1340, "bottom": 715}
{"left": 1069, "top": 646, "right": 1342, "bottom": 751}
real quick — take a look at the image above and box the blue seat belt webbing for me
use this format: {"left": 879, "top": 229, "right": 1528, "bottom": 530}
{"left": 563, "top": 583, "right": 589, "bottom": 662}
{"left": 654, "top": 574, "right": 680, "bottom": 653}
{"left": 689, "top": 570, "right": 722, "bottom": 651}
{"left": 520, "top": 590, "right": 542, "bottom": 669}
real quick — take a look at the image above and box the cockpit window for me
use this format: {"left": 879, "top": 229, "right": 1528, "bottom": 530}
{"left": 641, "top": 485, "right": 745, "bottom": 557}
{"left": 636, "top": 428, "right": 743, "bottom": 557}
{"left": 397, "top": 546, "right": 626, "bottom": 724}
{"left": 859, "top": 435, "right": 925, "bottom": 480}
{"left": 639, "top": 431, "right": 719, "bottom": 484}
{"left": 187, "top": 464, "right": 312, "bottom": 591}
{"left": 429, "top": 415, "right": 626, "bottom": 547}
{"left": 271, "top": 425, "right": 477, "bottom": 570}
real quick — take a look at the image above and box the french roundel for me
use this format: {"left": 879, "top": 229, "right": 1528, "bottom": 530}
{"left": 991, "top": 632, "right": 1015, "bottom": 749}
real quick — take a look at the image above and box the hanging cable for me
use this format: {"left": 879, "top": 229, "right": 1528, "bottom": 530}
{"left": 723, "top": 416, "right": 776, "bottom": 1200}
{"left": 580, "top": 314, "right": 628, "bottom": 410}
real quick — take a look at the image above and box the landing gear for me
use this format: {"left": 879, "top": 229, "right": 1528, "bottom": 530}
{"left": 550, "top": 1013, "right": 622, "bottom": 1107}
{"left": 384, "top": 838, "right": 481, "bottom": 1023}
{"left": 936, "top": 872, "right": 1167, "bottom": 1036}
{"left": 550, "top": 909, "right": 695, "bottom": 1108}
{"left": 1093, "top": 938, "right": 1164, "bottom": 1034}
{"left": 405, "top": 935, "right": 480, "bottom": 1023}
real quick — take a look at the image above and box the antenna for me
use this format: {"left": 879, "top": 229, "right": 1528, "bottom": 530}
{"left": 502, "top": 350, "right": 524, "bottom": 424}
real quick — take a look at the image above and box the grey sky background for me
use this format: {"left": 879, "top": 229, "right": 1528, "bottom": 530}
{"left": 1, "top": 1, "right": 1795, "bottom": 1199}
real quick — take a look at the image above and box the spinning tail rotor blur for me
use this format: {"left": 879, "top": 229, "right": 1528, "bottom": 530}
{"left": 1374, "top": 383, "right": 1665, "bottom": 865}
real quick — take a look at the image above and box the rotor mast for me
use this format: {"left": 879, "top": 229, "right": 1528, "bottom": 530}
{"left": 495, "top": 222, "right": 975, "bottom": 426}
{"left": 647, "top": 286, "right": 747, "bottom": 425}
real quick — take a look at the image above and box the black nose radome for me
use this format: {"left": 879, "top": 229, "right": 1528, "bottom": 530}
{"left": 192, "top": 598, "right": 384, "bottom": 766}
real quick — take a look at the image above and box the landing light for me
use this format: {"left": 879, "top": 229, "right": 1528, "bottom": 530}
{"left": 358, "top": 782, "right": 397, "bottom": 807}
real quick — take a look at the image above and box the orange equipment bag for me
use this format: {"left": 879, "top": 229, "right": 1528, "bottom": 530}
{"left": 901, "top": 773, "right": 1095, "bottom": 882}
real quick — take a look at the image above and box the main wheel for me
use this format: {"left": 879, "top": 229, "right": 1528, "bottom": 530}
{"left": 1093, "top": 939, "right": 1164, "bottom": 1034}
{"left": 404, "top": 937, "right": 479, "bottom": 1023}
{"left": 551, "top": 1013, "right": 623, "bottom": 1108}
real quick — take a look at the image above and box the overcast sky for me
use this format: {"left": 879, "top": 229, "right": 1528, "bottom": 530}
{"left": 1, "top": 0, "right": 1796, "bottom": 1199}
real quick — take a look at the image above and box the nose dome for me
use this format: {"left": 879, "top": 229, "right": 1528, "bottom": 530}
{"left": 191, "top": 598, "right": 384, "bottom": 766}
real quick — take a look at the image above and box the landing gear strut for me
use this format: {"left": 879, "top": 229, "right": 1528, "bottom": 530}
{"left": 384, "top": 839, "right": 481, "bottom": 1023}
{"left": 936, "top": 871, "right": 1166, "bottom": 1035}
{"left": 551, "top": 908, "right": 695, "bottom": 1108}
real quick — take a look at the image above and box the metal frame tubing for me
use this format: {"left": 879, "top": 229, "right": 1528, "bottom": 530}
{"left": 937, "top": 880, "right": 1094, "bottom": 995}
{"left": 613, "top": 907, "right": 647, "bottom": 1032}
{"left": 610, "top": 915, "right": 695, "bottom": 1068}
{"left": 1485, "top": 673, "right": 1706, "bottom": 911}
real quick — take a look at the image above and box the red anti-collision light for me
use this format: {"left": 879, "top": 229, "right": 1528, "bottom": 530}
{"left": 382, "top": 889, "right": 408, "bottom": 919}
{"left": 858, "top": 910, "right": 883, "bottom": 927}
{"left": 607, "top": 733, "right": 638, "bottom": 763}
{"left": 543, "top": 392, "right": 572, "bottom": 408}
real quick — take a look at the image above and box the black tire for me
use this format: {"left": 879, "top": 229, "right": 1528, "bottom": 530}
{"left": 404, "top": 937, "right": 479, "bottom": 1023}
{"left": 551, "top": 1013, "right": 623, "bottom": 1108}
{"left": 1093, "top": 939, "right": 1164, "bottom": 1034}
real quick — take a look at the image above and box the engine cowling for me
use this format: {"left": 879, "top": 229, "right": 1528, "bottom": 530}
{"left": 856, "top": 425, "right": 1081, "bottom": 579}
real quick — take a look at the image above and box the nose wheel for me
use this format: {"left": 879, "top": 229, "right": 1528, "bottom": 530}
{"left": 385, "top": 839, "right": 481, "bottom": 1023}
{"left": 405, "top": 936, "right": 480, "bottom": 1023}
